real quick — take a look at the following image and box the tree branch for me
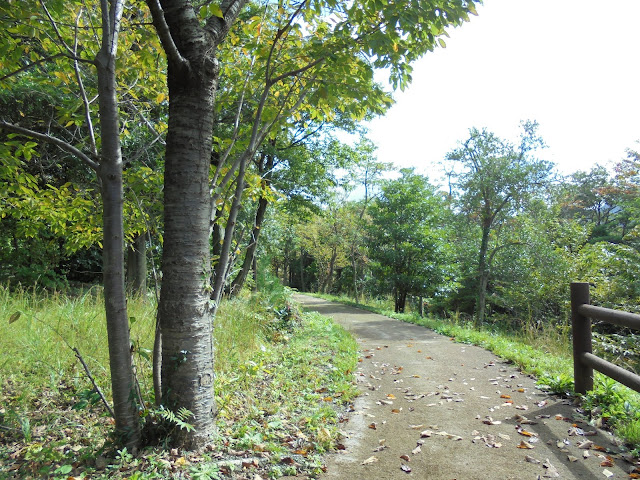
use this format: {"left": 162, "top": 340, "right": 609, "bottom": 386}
{"left": 73, "top": 9, "right": 98, "bottom": 157}
{"left": 204, "top": 0, "right": 249, "bottom": 45}
{"left": 0, "top": 121, "right": 99, "bottom": 171}
{"left": 145, "top": 0, "right": 189, "bottom": 69}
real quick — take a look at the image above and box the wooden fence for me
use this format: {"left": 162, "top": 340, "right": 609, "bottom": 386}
{"left": 571, "top": 282, "right": 640, "bottom": 394}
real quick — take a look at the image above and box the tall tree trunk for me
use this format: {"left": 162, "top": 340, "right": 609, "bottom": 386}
{"left": 229, "top": 195, "right": 268, "bottom": 296}
{"left": 300, "top": 247, "right": 305, "bottom": 292}
{"left": 251, "top": 254, "right": 258, "bottom": 292}
{"left": 211, "top": 154, "right": 248, "bottom": 311}
{"left": 157, "top": 75, "right": 217, "bottom": 448}
{"left": 148, "top": 0, "right": 247, "bottom": 449}
{"left": 126, "top": 233, "right": 147, "bottom": 295}
{"left": 229, "top": 151, "right": 273, "bottom": 297}
{"left": 476, "top": 220, "right": 491, "bottom": 326}
{"left": 96, "top": 0, "right": 140, "bottom": 449}
{"left": 325, "top": 250, "right": 337, "bottom": 293}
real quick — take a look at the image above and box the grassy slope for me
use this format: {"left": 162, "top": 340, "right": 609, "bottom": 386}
{"left": 316, "top": 293, "right": 640, "bottom": 451}
{"left": 0, "top": 285, "right": 358, "bottom": 479}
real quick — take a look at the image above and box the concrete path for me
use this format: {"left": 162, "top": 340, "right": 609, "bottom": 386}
{"left": 293, "top": 294, "right": 634, "bottom": 480}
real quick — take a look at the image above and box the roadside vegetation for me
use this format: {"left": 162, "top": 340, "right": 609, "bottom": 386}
{"left": 0, "top": 281, "right": 358, "bottom": 479}
{"left": 316, "top": 292, "right": 640, "bottom": 452}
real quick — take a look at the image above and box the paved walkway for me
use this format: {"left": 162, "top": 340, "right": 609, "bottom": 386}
{"left": 293, "top": 294, "right": 633, "bottom": 480}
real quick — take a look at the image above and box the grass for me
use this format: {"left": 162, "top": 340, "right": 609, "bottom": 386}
{"left": 315, "top": 292, "right": 640, "bottom": 452}
{"left": 0, "top": 284, "right": 359, "bottom": 479}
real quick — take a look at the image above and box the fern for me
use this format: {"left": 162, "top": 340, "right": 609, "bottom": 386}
{"left": 157, "top": 406, "right": 195, "bottom": 432}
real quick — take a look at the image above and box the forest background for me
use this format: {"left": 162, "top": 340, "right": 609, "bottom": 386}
{"left": 2, "top": 0, "right": 640, "bottom": 477}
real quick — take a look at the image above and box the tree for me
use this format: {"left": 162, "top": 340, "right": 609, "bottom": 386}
{"left": 367, "top": 169, "right": 451, "bottom": 313}
{"left": 0, "top": 0, "right": 142, "bottom": 446}
{"left": 446, "top": 121, "right": 552, "bottom": 325}
{"left": 148, "top": 0, "right": 479, "bottom": 448}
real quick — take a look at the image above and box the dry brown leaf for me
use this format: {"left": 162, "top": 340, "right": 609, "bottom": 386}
{"left": 362, "top": 456, "right": 379, "bottom": 465}
{"left": 576, "top": 440, "right": 594, "bottom": 449}
{"left": 517, "top": 440, "right": 535, "bottom": 449}
{"left": 517, "top": 427, "right": 537, "bottom": 437}
{"left": 600, "top": 456, "right": 614, "bottom": 468}
{"left": 400, "top": 454, "right": 410, "bottom": 461}
{"left": 524, "top": 455, "right": 540, "bottom": 464}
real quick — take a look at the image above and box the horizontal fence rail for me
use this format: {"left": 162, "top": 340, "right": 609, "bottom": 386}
{"left": 571, "top": 282, "right": 640, "bottom": 394}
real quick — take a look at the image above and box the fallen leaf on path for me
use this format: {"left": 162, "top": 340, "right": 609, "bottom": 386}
{"left": 483, "top": 417, "right": 502, "bottom": 425}
{"left": 409, "top": 424, "right": 424, "bottom": 430}
{"left": 411, "top": 445, "right": 421, "bottom": 455}
{"left": 362, "top": 456, "right": 378, "bottom": 465}
{"left": 576, "top": 440, "right": 594, "bottom": 449}
{"left": 602, "top": 469, "right": 614, "bottom": 478}
{"left": 525, "top": 455, "right": 540, "bottom": 464}
{"left": 568, "top": 455, "right": 579, "bottom": 462}
{"left": 420, "top": 430, "right": 433, "bottom": 438}
{"left": 517, "top": 440, "right": 535, "bottom": 449}
{"left": 517, "top": 427, "right": 538, "bottom": 437}
{"left": 600, "top": 456, "right": 614, "bottom": 467}
{"left": 400, "top": 465, "right": 412, "bottom": 473}
{"left": 368, "top": 423, "right": 377, "bottom": 430}
{"left": 400, "top": 454, "right": 410, "bottom": 461}
{"left": 542, "top": 459, "right": 560, "bottom": 477}
{"left": 387, "top": 394, "right": 396, "bottom": 399}
{"left": 514, "top": 414, "right": 537, "bottom": 424}
{"left": 391, "top": 408, "right": 401, "bottom": 414}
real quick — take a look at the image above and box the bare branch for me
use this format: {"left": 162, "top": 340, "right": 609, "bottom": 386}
{"left": 39, "top": 0, "right": 76, "bottom": 58}
{"left": 73, "top": 9, "right": 98, "bottom": 157}
{"left": 73, "top": 347, "right": 115, "bottom": 418}
{"left": 0, "top": 54, "right": 83, "bottom": 83}
{"left": 0, "top": 121, "right": 99, "bottom": 171}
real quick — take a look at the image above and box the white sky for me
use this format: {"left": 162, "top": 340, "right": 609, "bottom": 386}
{"left": 366, "top": 0, "right": 640, "bottom": 180}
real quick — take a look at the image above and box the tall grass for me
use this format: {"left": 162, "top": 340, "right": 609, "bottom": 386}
{"left": 1, "top": 282, "right": 359, "bottom": 478}
{"left": 0, "top": 285, "right": 156, "bottom": 400}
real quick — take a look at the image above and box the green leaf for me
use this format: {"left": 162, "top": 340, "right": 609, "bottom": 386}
{"left": 201, "top": 4, "right": 224, "bottom": 19}
{"left": 9, "top": 311, "right": 21, "bottom": 324}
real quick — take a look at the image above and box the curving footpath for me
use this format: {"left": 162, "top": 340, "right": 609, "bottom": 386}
{"left": 292, "top": 294, "right": 635, "bottom": 480}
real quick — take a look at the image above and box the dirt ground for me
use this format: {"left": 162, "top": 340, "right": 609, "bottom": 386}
{"left": 289, "top": 294, "right": 635, "bottom": 480}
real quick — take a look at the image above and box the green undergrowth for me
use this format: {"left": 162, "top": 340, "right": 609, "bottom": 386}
{"left": 0, "top": 284, "right": 358, "bottom": 479}
{"left": 314, "top": 292, "right": 640, "bottom": 452}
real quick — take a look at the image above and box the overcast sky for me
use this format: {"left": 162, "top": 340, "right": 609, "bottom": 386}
{"left": 366, "top": 0, "right": 640, "bottom": 181}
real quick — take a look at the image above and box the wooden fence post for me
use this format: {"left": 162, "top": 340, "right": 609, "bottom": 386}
{"left": 571, "top": 282, "right": 593, "bottom": 394}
